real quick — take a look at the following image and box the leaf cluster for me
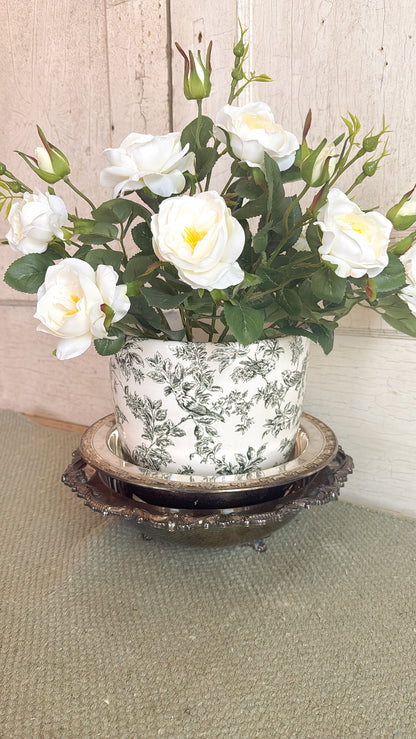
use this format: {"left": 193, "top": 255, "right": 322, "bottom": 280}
{"left": 3, "top": 40, "right": 416, "bottom": 356}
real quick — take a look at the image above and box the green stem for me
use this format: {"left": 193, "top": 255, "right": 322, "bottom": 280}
{"left": 282, "top": 184, "right": 310, "bottom": 235}
{"left": 208, "top": 302, "right": 217, "bottom": 341}
{"left": 4, "top": 170, "right": 32, "bottom": 193}
{"left": 156, "top": 308, "right": 171, "bottom": 330}
{"left": 118, "top": 229, "right": 128, "bottom": 262}
{"left": 179, "top": 305, "right": 193, "bottom": 341}
{"left": 220, "top": 173, "right": 235, "bottom": 197}
{"left": 196, "top": 99, "right": 203, "bottom": 149}
{"left": 63, "top": 176, "right": 95, "bottom": 210}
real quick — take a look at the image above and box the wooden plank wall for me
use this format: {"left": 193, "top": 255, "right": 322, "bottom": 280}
{"left": 1, "top": 0, "right": 416, "bottom": 515}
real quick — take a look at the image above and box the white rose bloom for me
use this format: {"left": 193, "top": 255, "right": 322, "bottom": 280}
{"left": 100, "top": 132, "right": 195, "bottom": 198}
{"left": 34, "top": 146, "right": 54, "bottom": 174}
{"left": 6, "top": 190, "right": 67, "bottom": 255}
{"left": 399, "top": 244, "right": 416, "bottom": 315}
{"left": 315, "top": 188, "right": 392, "bottom": 278}
{"left": 150, "top": 191, "right": 245, "bottom": 290}
{"left": 214, "top": 102, "right": 299, "bottom": 171}
{"left": 34, "top": 258, "right": 130, "bottom": 360}
{"left": 397, "top": 199, "right": 416, "bottom": 217}
{"left": 311, "top": 142, "right": 337, "bottom": 183}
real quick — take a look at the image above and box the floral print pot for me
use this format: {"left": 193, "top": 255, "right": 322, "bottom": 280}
{"left": 110, "top": 336, "right": 309, "bottom": 475}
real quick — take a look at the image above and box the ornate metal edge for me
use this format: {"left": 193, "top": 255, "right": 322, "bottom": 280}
{"left": 62, "top": 447, "right": 353, "bottom": 534}
{"left": 78, "top": 412, "right": 339, "bottom": 493}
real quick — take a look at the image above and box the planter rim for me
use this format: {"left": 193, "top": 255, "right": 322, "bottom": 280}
{"left": 79, "top": 412, "right": 337, "bottom": 492}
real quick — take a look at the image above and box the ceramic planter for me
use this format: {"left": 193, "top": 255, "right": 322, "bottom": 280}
{"left": 110, "top": 336, "right": 309, "bottom": 475}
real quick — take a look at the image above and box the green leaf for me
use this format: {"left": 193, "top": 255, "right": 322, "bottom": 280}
{"left": 94, "top": 326, "right": 125, "bottom": 356}
{"left": 73, "top": 243, "right": 92, "bottom": 260}
{"left": 275, "top": 288, "right": 303, "bottom": 316}
{"left": 305, "top": 222, "right": 322, "bottom": 252}
{"left": 280, "top": 166, "right": 302, "bottom": 184}
{"left": 233, "top": 193, "right": 267, "bottom": 220}
{"left": 92, "top": 198, "right": 151, "bottom": 224}
{"left": 232, "top": 272, "right": 262, "bottom": 293}
{"left": 123, "top": 254, "right": 157, "bottom": 282}
{"left": 263, "top": 152, "right": 285, "bottom": 223}
{"left": 85, "top": 249, "right": 123, "bottom": 271}
{"left": 311, "top": 265, "right": 347, "bottom": 303}
{"left": 377, "top": 295, "right": 416, "bottom": 336}
{"left": 298, "top": 279, "right": 324, "bottom": 315}
{"left": 141, "top": 285, "right": 191, "bottom": 309}
{"left": 131, "top": 221, "right": 154, "bottom": 255}
{"left": 127, "top": 297, "right": 186, "bottom": 339}
{"left": 78, "top": 222, "right": 118, "bottom": 244}
{"left": 181, "top": 116, "right": 213, "bottom": 151}
{"left": 4, "top": 251, "right": 56, "bottom": 293}
{"left": 70, "top": 217, "right": 97, "bottom": 234}
{"left": 308, "top": 321, "right": 337, "bottom": 354}
{"left": 371, "top": 253, "right": 406, "bottom": 296}
{"left": 222, "top": 303, "right": 264, "bottom": 345}
{"left": 253, "top": 221, "right": 274, "bottom": 253}
{"left": 127, "top": 297, "right": 163, "bottom": 329}
{"left": 388, "top": 233, "right": 416, "bottom": 257}
{"left": 195, "top": 147, "right": 219, "bottom": 181}
{"left": 233, "top": 178, "right": 263, "bottom": 200}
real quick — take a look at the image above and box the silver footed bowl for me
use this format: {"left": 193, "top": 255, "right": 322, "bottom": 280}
{"left": 79, "top": 412, "right": 338, "bottom": 509}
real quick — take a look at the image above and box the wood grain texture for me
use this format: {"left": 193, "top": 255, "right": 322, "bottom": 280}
{"left": 2, "top": 305, "right": 113, "bottom": 426}
{"left": 1, "top": 0, "right": 416, "bottom": 514}
{"left": 170, "top": 1, "right": 239, "bottom": 129}
{"left": 304, "top": 334, "right": 416, "bottom": 516}
{"left": 0, "top": 0, "right": 111, "bottom": 300}
{"left": 105, "top": 0, "right": 170, "bottom": 144}
{"left": 246, "top": 0, "right": 416, "bottom": 214}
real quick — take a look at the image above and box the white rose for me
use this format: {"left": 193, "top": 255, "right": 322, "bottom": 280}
{"left": 315, "top": 188, "right": 392, "bottom": 278}
{"left": 397, "top": 199, "right": 416, "bottom": 218}
{"left": 6, "top": 190, "right": 67, "bottom": 255}
{"left": 399, "top": 244, "right": 416, "bottom": 315}
{"left": 35, "top": 146, "right": 55, "bottom": 174}
{"left": 310, "top": 142, "right": 337, "bottom": 184}
{"left": 100, "top": 132, "right": 195, "bottom": 198}
{"left": 34, "top": 258, "right": 130, "bottom": 359}
{"left": 150, "top": 191, "right": 245, "bottom": 290}
{"left": 214, "top": 102, "right": 299, "bottom": 171}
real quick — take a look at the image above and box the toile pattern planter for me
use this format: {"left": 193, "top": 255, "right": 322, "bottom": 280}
{"left": 110, "top": 336, "right": 309, "bottom": 476}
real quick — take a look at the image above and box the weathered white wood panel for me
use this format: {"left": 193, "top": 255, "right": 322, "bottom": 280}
{"left": 105, "top": 0, "right": 170, "bottom": 144}
{"left": 170, "top": 4, "right": 238, "bottom": 125}
{"left": 2, "top": 304, "right": 113, "bottom": 425}
{"left": 0, "top": 0, "right": 111, "bottom": 300}
{"left": 245, "top": 0, "right": 416, "bottom": 214}
{"left": 1, "top": 0, "right": 170, "bottom": 422}
{"left": 1, "top": 0, "right": 416, "bottom": 516}
{"left": 304, "top": 333, "right": 416, "bottom": 516}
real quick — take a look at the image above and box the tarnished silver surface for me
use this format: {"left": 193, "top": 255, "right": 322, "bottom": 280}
{"left": 62, "top": 446, "right": 353, "bottom": 548}
{"left": 79, "top": 412, "right": 338, "bottom": 496}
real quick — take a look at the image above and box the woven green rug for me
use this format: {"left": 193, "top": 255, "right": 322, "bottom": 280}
{"left": 0, "top": 409, "right": 415, "bottom": 738}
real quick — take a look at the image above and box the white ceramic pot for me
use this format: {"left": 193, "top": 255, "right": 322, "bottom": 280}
{"left": 110, "top": 336, "right": 309, "bottom": 475}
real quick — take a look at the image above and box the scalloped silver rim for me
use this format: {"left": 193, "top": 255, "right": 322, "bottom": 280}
{"left": 79, "top": 412, "right": 338, "bottom": 493}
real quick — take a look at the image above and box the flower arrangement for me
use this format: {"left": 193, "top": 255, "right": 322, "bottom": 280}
{"left": 2, "top": 26, "right": 416, "bottom": 360}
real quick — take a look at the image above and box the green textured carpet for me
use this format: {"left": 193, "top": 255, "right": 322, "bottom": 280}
{"left": 0, "top": 409, "right": 415, "bottom": 738}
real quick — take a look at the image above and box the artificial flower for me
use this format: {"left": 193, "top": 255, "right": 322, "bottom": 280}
{"left": 399, "top": 244, "right": 416, "bottom": 315}
{"left": 34, "top": 258, "right": 130, "bottom": 359}
{"left": 6, "top": 190, "right": 67, "bottom": 255}
{"left": 315, "top": 188, "right": 392, "bottom": 278}
{"left": 151, "top": 190, "right": 245, "bottom": 290}
{"left": 100, "top": 132, "right": 195, "bottom": 198}
{"left": 214, "top": 102, "right": 299, "bottom": 171}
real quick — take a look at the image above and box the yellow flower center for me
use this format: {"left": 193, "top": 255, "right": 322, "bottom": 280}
{"left": 240, "top": 113, "right": 276, "bottom": 132}
{"left": 65, "top": 294, "right": 80, "bottom": 316}
{"left": 339, "top": 213, "right": 373, "bottom": 240}
{"left": 183, "top": 226, "right": 207, "bottom": 252}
